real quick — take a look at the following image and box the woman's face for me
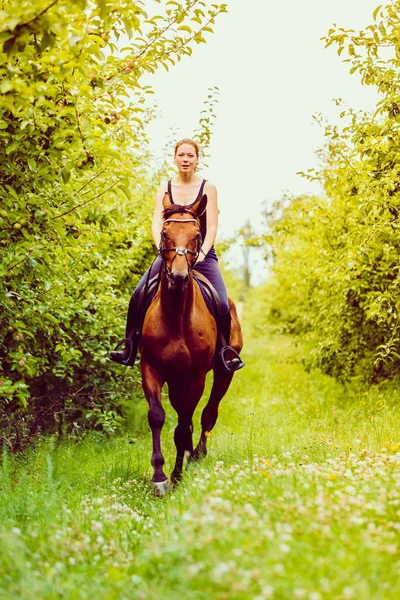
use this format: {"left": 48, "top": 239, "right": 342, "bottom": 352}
{"left": 174, "top": 143, "right": 198, "bottom": 174}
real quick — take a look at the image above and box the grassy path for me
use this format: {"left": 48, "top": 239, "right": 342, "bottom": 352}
{"left": 1, "top": 328, "right": 400, "bottom": 599}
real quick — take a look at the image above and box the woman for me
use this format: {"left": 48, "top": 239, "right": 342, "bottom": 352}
{"left": 110, "top": 138, "right": 244, "bottom": 373}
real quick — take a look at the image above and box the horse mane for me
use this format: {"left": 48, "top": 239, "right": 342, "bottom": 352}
{"left": 162, "top": 205, "right": 196, "bottom": 220}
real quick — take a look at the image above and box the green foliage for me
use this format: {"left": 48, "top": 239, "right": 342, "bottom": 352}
{"left": 193, "top": 85, "right": 220, "bottom": 166}
{"left": 216, "top": 221, "right": 263, "bottom": 304}
{"left": 217, "top": 251, "right": 244, "bottom": 304}
{"left": 0, "top": 0, "right": 228, "bottom": 448}
{"left": 262, "top": 2, "right": 400, "bottom": 382}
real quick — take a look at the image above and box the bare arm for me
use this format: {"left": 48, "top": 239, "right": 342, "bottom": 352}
{"left": 151, "top": 183, "right": 167, "bottom": 248}
{"left": 198, "top": 182, "right": 218, "bottom": 259}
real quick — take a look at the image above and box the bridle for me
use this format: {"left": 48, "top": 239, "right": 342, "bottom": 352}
{"left": 159, "top": 217, "right": 203, "bottom": 280}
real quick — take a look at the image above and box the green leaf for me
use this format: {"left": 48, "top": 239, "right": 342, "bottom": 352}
{"left": 373, "top": 5, "right": 382, "bottom": 20}
{"left": 43, "top": 313, "right": 59, "bottom": 325}
{"left": 194, "top": 33, "right": 206, "bottom": 44}
{"left": 61, "top": 168, "right": 71, "bottom": 184}
{"left": 0, "top": 80, "right": 12, "bottom": 93}
{"left": 118, "top": 185, "right": 131, "bottom": 200}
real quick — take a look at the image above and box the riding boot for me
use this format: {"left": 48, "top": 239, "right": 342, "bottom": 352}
{"left": 217, "top": 311, "right": 245, "bottom": 373}
{"left": 110, "top": 294, "right": 140, "bottom": 367}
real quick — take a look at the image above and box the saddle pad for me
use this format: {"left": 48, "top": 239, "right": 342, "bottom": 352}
{"left": 193, "top": 275, "right": 219, "bottom": 322}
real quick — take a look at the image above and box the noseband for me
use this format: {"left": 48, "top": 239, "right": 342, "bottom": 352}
{"left": 159, "top": 217, "right": 202, "bottom": 280}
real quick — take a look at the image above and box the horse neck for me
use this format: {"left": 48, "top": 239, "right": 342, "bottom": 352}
{"left": 159, "top": 271, "right": 195, "bottom": 327}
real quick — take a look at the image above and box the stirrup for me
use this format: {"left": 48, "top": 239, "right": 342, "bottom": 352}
{"left": 219, "top": 345, "right": 245, "bottom": 373}
{"left": 110, "top": 338, "right": 136, "bottom": 366}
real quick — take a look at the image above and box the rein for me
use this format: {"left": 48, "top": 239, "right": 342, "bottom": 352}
{"left": 159, "top": 216, "right": 203, "bottom": 280}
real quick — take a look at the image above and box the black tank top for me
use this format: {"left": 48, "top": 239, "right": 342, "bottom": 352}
{"left": 168, "top": 179, "right": 208, "bottom": 241}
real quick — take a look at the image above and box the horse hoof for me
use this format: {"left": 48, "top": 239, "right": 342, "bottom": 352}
{"left": 151, "top": 479, "right": 171, "bottom": 497}
{"left": 189, "top": 447, "right": 207, "bottom": 463}
{"left": 170, "top": 472, "right": 182, "bottom": 487}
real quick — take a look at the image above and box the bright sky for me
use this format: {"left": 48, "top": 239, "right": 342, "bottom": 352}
{"left": 144, "top": 0, "right": 381, "bottom": 278}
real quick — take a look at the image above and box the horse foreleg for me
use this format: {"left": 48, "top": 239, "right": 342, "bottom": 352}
{"left": 191, "top": 370, "right": 234, "bottom": 461}
{"left": 141, "top": 361, "right": 169, "bottom": 493}
{"left": 169, "top": 377, "right": 206, "bottom": 484}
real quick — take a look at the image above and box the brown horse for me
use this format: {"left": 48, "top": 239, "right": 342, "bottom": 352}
{"left": 140, "top": 192, "right": 243, "bottom": 495}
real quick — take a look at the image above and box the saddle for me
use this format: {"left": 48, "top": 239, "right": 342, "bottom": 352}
{"left": 192, "top": 269, "right": 222, "bottom": 322}
{"left": 136, "top": 270, "right": 222, "bottom": 328}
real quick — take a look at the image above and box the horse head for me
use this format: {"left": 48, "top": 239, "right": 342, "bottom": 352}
{"left": 160, "top": 192, "right": 207, "bottom": 290}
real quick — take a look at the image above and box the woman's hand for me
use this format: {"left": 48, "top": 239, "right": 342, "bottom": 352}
{"left": 195, "top": 253, "right": 205, "bottom": 264}
{"left": 196, "top": 247, "right": 207, "bottom": 264}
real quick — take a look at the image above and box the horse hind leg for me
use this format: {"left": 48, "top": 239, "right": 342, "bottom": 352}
{"left": 190, "top": 299, "right": 242, "bottom": 461}
{"left": 228, "top": 297, "right": 244, "bottom": 355}
{"left": 190, "top": 369, "right": 234, "bottom": 462}
{"left": 170, "top": 418, "right": 194, "bottom": 485}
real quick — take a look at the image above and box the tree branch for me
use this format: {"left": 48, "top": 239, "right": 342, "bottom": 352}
{"left": 105, "top": 0, "right": 199, "bottom": 82}
{"left": 52, "top": 178, "right": 124, "bottom": 220}
{"left": 2, "top": 0, "right": 61, "bottom": 34}
{"left": 6, "top": 251, "right": 32, "bottom": 273}
{"left": 58, "top": 169, "right": 106, "bottom": 207}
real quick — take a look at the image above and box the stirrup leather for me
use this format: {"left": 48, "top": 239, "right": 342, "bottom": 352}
{"left": 219, "top": 345, "right": 245, "bottom": 373}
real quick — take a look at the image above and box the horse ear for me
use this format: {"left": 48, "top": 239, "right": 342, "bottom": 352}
{"left": 192, "top": 194, "right": 207, "bottom": 219}
{"left": 162, "top": 192, "right": 172, "bottom": 210}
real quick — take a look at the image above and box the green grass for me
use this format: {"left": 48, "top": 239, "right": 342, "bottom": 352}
{"left": 1, "top": 328, "right": 400, "bottom": 599}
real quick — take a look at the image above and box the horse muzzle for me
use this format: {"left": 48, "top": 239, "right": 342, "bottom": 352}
{"left": 168, "top": 271, "right": 189, "bottom": 291}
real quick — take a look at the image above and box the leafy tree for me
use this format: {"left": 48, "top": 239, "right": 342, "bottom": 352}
{"left": 0, "top": 0, "right": 227, "bottom": 449}
{"left": 262, "top": 2, "right": 400, "bottom": 382}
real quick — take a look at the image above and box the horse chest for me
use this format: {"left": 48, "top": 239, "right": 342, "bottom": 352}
{"left": 142, "top": 287, "right": 216, "bottom": 370}
{"left": 142, "top": 327, "right": 213, "bottom": 368}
